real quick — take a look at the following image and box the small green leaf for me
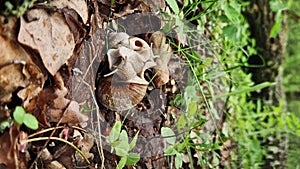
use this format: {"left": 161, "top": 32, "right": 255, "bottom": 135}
{"left": 175, "top": 153, "right": 183, "bottom": 169}
{"left": 270, "top": 0, "right": 285, "bottom": 12}
{"left": 270, "top": 11, "right": 283, "bottom": 38}
{"left": 166, "top": 0, "right": 180, "bottom": 14}
{"left": 0, "top": 118, "right": 13, "bottom": 133}
{"left": 222, "top": 25, "right": 238, "bottom": 41}
{"left": 110, "top": 121, "right": 122, "bottom": 143}
{"left": 111, "top": 140, "right": 122, "bottom": 148}
{"left": 5, "top": 1, "right": 14, "bottom": 11}
{"left": 13, "top": 106, "right": 26, "bottom": 124}
{"left": 203, "top": 57, "right": 213, "bottom": 67}
{"left": 126, "top": 153, "right": 140, "bottom": 166}
{"left": 164, "top": 146, "right": 178, "bottom": 155}
{"left": 224, "top": 3, "right": 240, "bottom": 23}
{"left": 119, "top": 130, "right": 129, "bottom": 143}
{"left": 117, "top": 156, "right": 127, "bottom": 169}
{"left": 177, "top": 114, "right": 187, "bottom": 129}
{"left": 129, "top": 131, "right": 139, "bottom": 151}
{"left": 161, "top": 127, "right": 176, "bottom": 145}
{"left": 188, "top": 102, "right": 197, "bottom": 116}
{"left": 23, "top": 113, "right": 39, "bottom": 130}
{"left": 115, "top": 141, "right": 129, "bottom": 157}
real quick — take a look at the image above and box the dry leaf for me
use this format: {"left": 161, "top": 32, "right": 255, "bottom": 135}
{"left": 0, "top": 31, "right": 44, "bottom": 104}
{"left": 18, "top": 9, "right": 75, "bottom": 76}
{"left": 26, "top": 73, "right": 88, "bottom": 126}
{"left": 75, "top": 133, "right": 94, "bottom": 164}
{"left": 48, "top": 100, "right": 88, "bottom": 124}
{"left": 45, "top": 161, "right": 66, "bottom": 169}
{"left": 0, "top": 124, "right": 19, "bottom": 168}
{"left": 50, "top": 0, "right": 88, "bottom": 23}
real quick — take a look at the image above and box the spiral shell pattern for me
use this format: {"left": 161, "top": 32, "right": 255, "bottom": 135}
{"left": 97, "top": 76, "right": 148, "bottom": 111}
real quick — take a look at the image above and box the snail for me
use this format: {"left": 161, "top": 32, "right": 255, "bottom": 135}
{"left": 149, "top": 31, "right": 172, "bottom": 88}
{"left": 96, "top": 32, "right": 157, "bottom": 111}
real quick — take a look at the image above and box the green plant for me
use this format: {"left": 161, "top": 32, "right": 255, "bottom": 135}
{"left": 13, "top": 106, "right": 38, "bottom": 130}
{"left": 0, "top": 118, "right": 13, "bottom": 133}
{"left": 109, "top": 121, "right": 140, "bottom": 169}
{"left": 161, "top": 0, "right": 259, "bottom": 168}
{"left": 269, "top": 0, "right": 287, "bottom": 38}
{"left": 3, "top": 0, "right": 37, "bottom": 17}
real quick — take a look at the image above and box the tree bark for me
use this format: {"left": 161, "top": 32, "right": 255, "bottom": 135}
{"left": 243, "top": 0, "right": 288, "bottom": 168}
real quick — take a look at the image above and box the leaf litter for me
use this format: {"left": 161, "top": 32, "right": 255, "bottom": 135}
{"left": 0, "top": 0, "right": 231, "bottom": 168}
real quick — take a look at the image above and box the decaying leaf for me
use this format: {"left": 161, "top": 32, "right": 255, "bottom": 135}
{"left": 49, "top": 100, "right": 88, "bottom": 124}
{"left": 75, "top": 133, "right": 94, "bottom": 164}
{"left": 17, "top": 63, "right": 45, "bottom": 107}
{"left": 18, "top": 8, "right": 75, "bottom": 76}
{"left": 0, "top": 24, "right": 45, "bottom": 104}
{"left": 50, "top": 0, "right": 88, "bottom": 23}
{"left": 143, "top": 0, "right": 166, "bottom": 10}
{"left": 45, "top": 160, "right": 66, "bottom": 169}
{"left": 0, "top": 124, "right": 19, "bottom": 168}
{"left": 26, "top": 73, "right": 88, "bottom": 126}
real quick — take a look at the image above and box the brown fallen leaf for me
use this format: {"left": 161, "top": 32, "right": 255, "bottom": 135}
{"left": 0, "top": 18, "right": 45, "bottom": 104}
{"left": 48, "top": 100, "right": 88, "bottom": 124}
{"left": 26, "top": 73, "right": 88, "bottom": 126}
{"left": 143, "top": 0, "right": 165, "bottom": 10}
{"left": 54, "top": 143, "right": 76, "bottom": 169}
{"left": 74, "top": 133, "right": 94, "bottom": 165}
{"left": 18, "top": 8, "right": 75, "bottom": 76}
{"left": 17, "top": 63, "right": 45, "bottom": 108}
{"left": 50, "top": 0, "right": 88, "bottom": 23}
{"left": 0, "top": 124, "right": 19, "bottom": 168}
{"left": 45, "top": 160, "right": 66, "bottom": 169}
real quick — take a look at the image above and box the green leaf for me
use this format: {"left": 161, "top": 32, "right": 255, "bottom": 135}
{"left": 126, "top": 153, "right": 140, "bottom": 166}
{"left": 119, "top": 130, "right": 129, "bottom": 143}
{"left": 115, "top": 140, "right": 129, "bottom": 157}
{"left": 188, "top": 102, "right": 197, "bottom": 116}
{"left": 164, "top": 146, "right": 178, "bottom": 155}
{"left": 166, "top": 0, "right": 180, "bottom": 14}
{"left": 0, "top": 118, "right": 13, "bottom": 133}
{"left": 175, "top": 153, "right": 183, "bottom": 169}
{"left": 224, "top": 3, "right": 240, "bottom": 23}
{"left": 222, "top": 25, "right": 238, "bottom": 41}
{"left": 23, "top": 113, "right": 39, "bottom": 130}
{"left": 5, "top": 1, "right": 14, "bottom": 11}
{"left": 203, "top": 57, "right": 213, "bottom": 67}
{"left": 13, "top": 106, "right": 26, "bottom": 124}
{"left": 270, "top": 11, "right": 283, "bottom": 38}
{"left": 117, "top": 156, "right": 127, "bottom": 169}
{"left": 270, "top": 0, "right": 286, "bottom": 12}
{"left": 216, "top": 82, "right": 276, "bottom": 98}
{"left": 129, "top": 131, "right": 139, "bottom": 151}
{"left": 110, "top": 121, "right": 122, "bottom": 143}
{"left": 111, "top": 140, "right": 122, "bottom": 148}
{"left": 161, "top": 127, "right": 176, "bottom": 145}
{"left": 177, "top": 114, "right": 187, "bottom": 129}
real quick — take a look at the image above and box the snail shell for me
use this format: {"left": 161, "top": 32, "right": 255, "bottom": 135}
{"left": 96, "top": 32, "right": 156, "bottom": 111}
{"left": 96, "top": 76, "right": 147, "bottom": 111}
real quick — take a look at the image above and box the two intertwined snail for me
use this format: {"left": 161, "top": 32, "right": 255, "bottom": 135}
{"left": 96, "top": 32, "right": 171, "bottom": 111}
